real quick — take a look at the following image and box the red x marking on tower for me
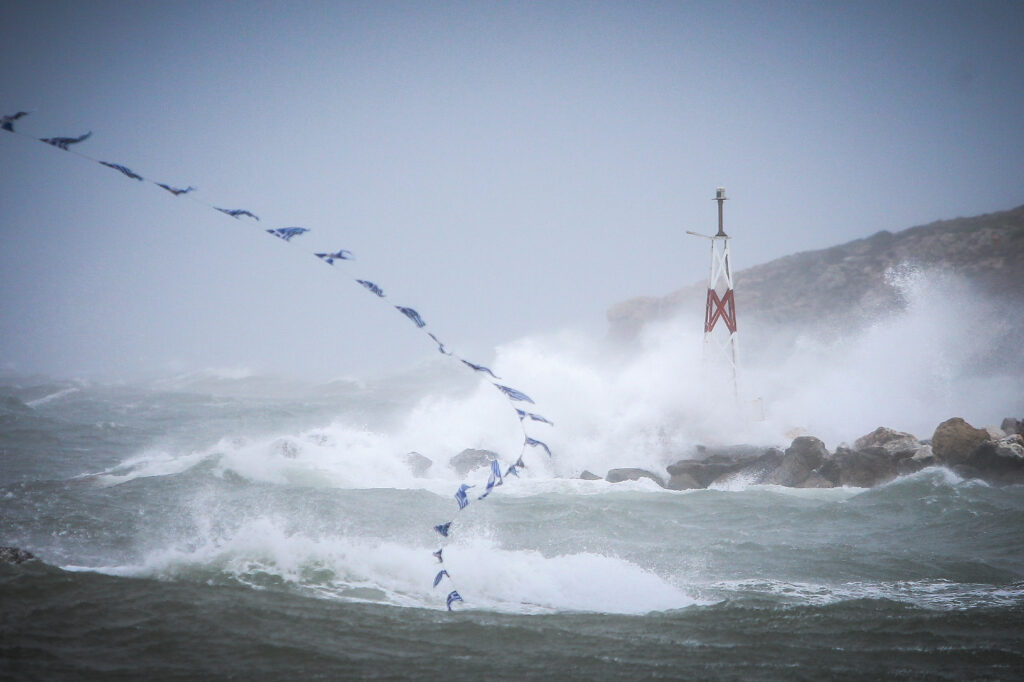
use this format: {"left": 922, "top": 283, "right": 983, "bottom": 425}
{"left": 704, "top": 289, "right": 737, "bottom": 334}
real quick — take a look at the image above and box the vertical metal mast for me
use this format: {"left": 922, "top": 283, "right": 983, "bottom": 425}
{"left": 687, "top": 187, "right": 739, "bottom": 399}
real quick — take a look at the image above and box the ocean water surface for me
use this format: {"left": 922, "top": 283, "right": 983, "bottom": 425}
{"left": 2, "top": 374, "right": 1022, "bottom": 680}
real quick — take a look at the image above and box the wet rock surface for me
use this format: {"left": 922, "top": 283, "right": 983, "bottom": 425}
{"left": 600, "top": 416, "right": 1024, "bottom": 490}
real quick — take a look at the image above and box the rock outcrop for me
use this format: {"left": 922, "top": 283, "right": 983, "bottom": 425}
{"left": 605, "top": 468, "right": 666, "bottom": 488}
{"left": 932, "top": 418, "right": 992, "bottom": 465}
{"left": 600, "top": 416, "right": 1023, "bottom": 491}
{"left": 449, "top": 448, "right": 496, "bottom": 477}
{"left": 404, "top": 451, "right": 433, "bottom": 477}
{"left": 0, "top": 547, "right": 36, "bottom": 564}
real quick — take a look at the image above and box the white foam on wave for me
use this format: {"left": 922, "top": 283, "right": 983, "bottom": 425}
{"left": 25, "top": 386, "right": 80, "bottom": 407}
{"left": 65, "top": 514, "right": 698, "bottom": 615}
{"left": 705, "top": 577, "right": 1024, "bottom": 610}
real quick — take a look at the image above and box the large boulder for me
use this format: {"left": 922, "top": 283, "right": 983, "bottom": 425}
{"left": 797, "top": 471, "right": 835, "bottom": 488}
{"left": 0, "top": 547, "right": 36, "bottom": 564}
{"left": 765, "top": 437, "right": 828, "bottom": 487}
{"left": 853, "top": 427, "right": 920, "bottom": 457}
{"left": 960, "top": 435, "right": 1024, "bottom": 485}
{"left": 720, "top": 448, "right": 785, "bottom": 486}
{"left": 449, "top": 448, "right": 496, "bottom": 477}
{"left": 826, "top": 446, "right": 899, "bottom": 487}
{"left": 666, "top": 458, "right": 738, "bottom": 488}
{"left": 403, "top": 451, "right": 433, "bottom": 477}
{"left": 896, "top": 445, "right": 937, "bottom": 475}
{"left": 605, "top": 467, "right": 666, "bottom": 488}
{"left": 578, "top": 470, "right": 602, "bottom": 480}
{"left": 1001, "top": 417, "right": 1022, "bottom": 436}
{"left": 665, "top": 469, "right": 703, "bottom": 490}
{"left": 932, "top": 418, "right": 991, "bottom": 465}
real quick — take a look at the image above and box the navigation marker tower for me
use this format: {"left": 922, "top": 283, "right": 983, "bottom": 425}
{"left": 687, "top": 187, "right": 739, "bottom": 399}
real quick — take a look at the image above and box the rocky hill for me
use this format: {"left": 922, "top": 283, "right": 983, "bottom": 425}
{"left": 608, "top": 204, "right": 1024, "bottom": 344}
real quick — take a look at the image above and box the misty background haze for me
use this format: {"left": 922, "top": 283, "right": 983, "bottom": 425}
{"left": 2, "top": 0, "right": 1022, "bottom": 381}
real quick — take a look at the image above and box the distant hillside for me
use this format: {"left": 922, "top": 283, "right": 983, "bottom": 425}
{"left": 608, "top": 204, "right": 1024, "bottom": 345}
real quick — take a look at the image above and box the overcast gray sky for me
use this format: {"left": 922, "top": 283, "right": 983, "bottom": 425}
{"left": 2, "top": 0, "right": 1022, "bottom": 380}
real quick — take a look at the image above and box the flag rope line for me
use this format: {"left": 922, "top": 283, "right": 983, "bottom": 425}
{"left": 2, "top": 111, "right": 555, "bottom": 610}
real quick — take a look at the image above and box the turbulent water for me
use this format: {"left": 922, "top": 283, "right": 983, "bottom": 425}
{"left": 2, "top": 372, "right": 1023, "bottom": 680}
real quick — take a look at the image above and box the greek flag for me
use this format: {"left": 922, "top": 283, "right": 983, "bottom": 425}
{"left": 446, "top": 590, "right": 463, "bottom": 611}
{"left": 516, "top": 409, "right": 554, "bottom": 426}
{"left": 99, "top": 161, "right": 144, "bottom": 181}
{"left": 496, "top": 384, "right": 534, "bottom": 404}
{"left": 1, "top": 111, "right": 29, "bottom": 132}
{"left": 156, "top": 182, "right": 195, "bottom": 196}
{"left": 267, "top": 227, "right": 309, "bottom": 241}
{"left": 434, "top": 521, "right": 452, "bottom": 537}
{"left": 455, "top": 483, "right": 473, "bottom": 510}
{"left": 460, "top": 359, "right": 499, "bottom": 379}
{"left": 433, "top": 569, "right": 450, "bottom": 588}
{"left": 433, "top": 549, "right": 443, "bottom": 563}
{"left": 478, "top": 459, "right": 504, "bottom": 500}
{"left": 40, "top": 131, "right": 91, "bottom": 150}
{"left": 216, "top": 207, "right": 260, "bottom": 221}
{"left": 315, "top": 249, "right": 353, "bottom": 264}
{"left": 525, "top": 436, "right": 552, "bottom": 457}
{"left": 396, "top": 306, "right": 426, "bottom": 328}
{"left": 356, "top": 279, "right": 384, "bottom": 297}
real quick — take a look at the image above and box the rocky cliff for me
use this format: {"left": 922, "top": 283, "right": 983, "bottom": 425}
{"left": 608, "top": 204, "right": 1024, "bottom": 343}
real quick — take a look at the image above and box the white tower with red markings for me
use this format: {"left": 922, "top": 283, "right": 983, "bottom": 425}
{"left": 687, "top": 187, "right": 739, "bottom": 399}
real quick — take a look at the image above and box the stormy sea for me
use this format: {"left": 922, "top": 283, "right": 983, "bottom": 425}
{"left": 2, "top": 342, "right": 1023, "bottom": 682}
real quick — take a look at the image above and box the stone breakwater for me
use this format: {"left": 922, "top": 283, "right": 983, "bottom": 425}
{"left": 588, "top": 417, "right": 1024, "bottom": 490}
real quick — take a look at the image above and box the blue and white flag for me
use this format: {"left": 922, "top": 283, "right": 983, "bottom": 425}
{"left": 40, "top": 131, "right": 91, "bottom": 150}
{"left": 461, "top": 360, "right": 499, "bottom": 379}
{"left": 267, "top": 227, "right": 309, "bottom": 241}
{"left": 433, "top": 549, "right": 443, "bottom": 563}
{"left": 516, "top": 409, "right": 554, "bottom": 426}
{"left": 478, "top": 459, "right": 504, "bottom": 500}
{"left": 357, "top": 280, "right": 385, "bottom": 297}
{"left": 446, "top": 590, "right": 463, "bottom": 611}
{"left": 525, "top": 436, "right": 552, "bottom": 457}
{"left": 1, "top": 111, "right": 29, "bottom": 132}
{"left": 315, "top": 249, "right": 353, "bottom": 265}
{"left": 156, "top": 182, "right": 195, "bottom": 196}
{"left": 505, "top": 463, "right": 520, "bottom": 478}
{"left": 433, "top": 569, "right": 450, "bottom": 588}
{"left": 496, "top": 384, "right": 534, "bottom": 404}
{"left": 396, "top": 306, "right": 426, "bottom": 328}
{"left": 99, "top": 161, "right": 144, "bottom": 181}
{"left": 216, "top": 207, "right": 260, "bottom": 221}
{"left": 455, "top": 483, "right": 474, "bottom": 510}
{"left": 434, "top": 521, "right": 452, "bottom": 537}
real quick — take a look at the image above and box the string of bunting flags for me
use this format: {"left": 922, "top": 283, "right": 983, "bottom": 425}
{"left": 1, "top": 111, "right": 555, "bottom": 611}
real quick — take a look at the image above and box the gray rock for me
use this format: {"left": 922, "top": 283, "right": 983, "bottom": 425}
{"left": 666, "top": 470, "right": 703, "bottom": 490}
{"left": 1001, "top": 417, "right": 1022, "bottom": 436}
{"left": 897, "top": 448, "right": 937, "bottom": 475}
{"left": 962, "top": 436, "right": 1024, "bottom": 485}
{"left": 403, "top": 452, "right": 433, "bottom": 477}
{"left": 765, "top": 437, "right": 828, "bottom": 486}
{"left": 666, "top": 459, "right": 736, "bottom": 488}
{"left": 0, "top": 547, "right": 36, "bottom": 564}
{"left": 853, "top": 427, "right": 920, "bottom": 457}
{"left": 797, "top": 471, "right": 835, "bottom": 488}
{"left": 605, "top": 467, "right": 666, "bottom": 488}
{"left": 714, "top": 448, "right": 785, "bottom": 486}
{"left": 449, "top": 448, "right": 496, "bottom": 477}
{"left": 578, "top": 470, "right": 602, "bottom": 481}
{"left": 932, "top": 417, "right": 991, "bottom": 465}
{"left": 828, "top": 446, "right": 899, "bottom": 488}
